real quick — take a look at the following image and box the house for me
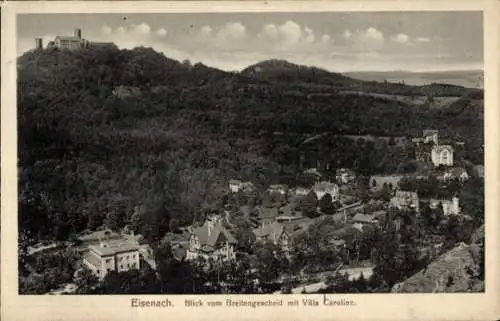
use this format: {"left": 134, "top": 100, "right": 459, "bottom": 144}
{"left": 258, "top": 207, "right": 279, "bottom": 225}
{"left": 431, "top": 145, "right": 454, "bottom": 167}
{"left": 371, "top": 210, "right": 388, "bottom": 221}
{"left": 336, "top": 168, "right": 356, "bottom": 184}
{"left": 352, "top": 213, "right": 378, "bottom": 231}
{"left": 427, "top": 196, "right": 461, "bottom": 216}
{"left": 423, "top": 129, "right": 439, "bottom": 145}
{"left": 295, "top": 187, "right": 310, "bottom": 196}
{"left": 240, "top": 181, "right": 256, "bottom": 192}
{"left": 443, "top": 167, "right": 469, "bottom": 182}
{"left": 185, "top": 217, "right": 237, "bottom": 262}
{"left": 268, "top": 184, "right": 288, "bottom": 195}
{"left": 53, "top": 29, "right": 88, "bottom": 50}
{"left": 390, "top": 190, "right": 420, "bottom": 213}
{"left": 228, "top": 180, "right": 255, "bottom": 193}
{"left": 370, "top": 175, "right": 404, "bottom": 192}
{"left": 474, "top": 165, "right": 485, "bottom": 178}
{"left": 82, "top": 239, "right": 141, "bottom": 280}
{"left": 229, "top": 179, "right": 242, "bottom": 193}
{"left": 312, "top": 181, "right": 339, "bottom": 202}
{"left": 253, "top": 221, "right": 292, "bottom": 253}
{"left": 328, "top": 237, "right": 346, "bottom": 249}
{"left": 303, "top": 168, "right": 322, "bottom": 183}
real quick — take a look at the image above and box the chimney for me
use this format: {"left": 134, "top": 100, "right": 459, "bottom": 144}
{"left": 35, "top": 38, "right": 43, "bottom": 50}
{"left": 74, "top": 28, "right": 82, "bottom": 39}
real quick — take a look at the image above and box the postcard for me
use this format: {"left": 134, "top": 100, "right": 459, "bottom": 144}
{"left": 1, "top": 1, "right": 499, "bottom": 320}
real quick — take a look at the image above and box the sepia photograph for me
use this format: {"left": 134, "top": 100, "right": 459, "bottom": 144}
{"left": 2, "top": 1, "right": 500, "bottom": 320}
{"left": 15, "top": 10, "right": 487, "bottom": 296}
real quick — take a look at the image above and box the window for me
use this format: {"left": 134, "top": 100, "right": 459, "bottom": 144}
{"left": 105, "top": 259, "right": 111, "bottom": 264}
{"left": 441, "top": 150, "right": 449, "bottom": 163}
{"left": 120, "top": 264, "right": 123, "bottom": 269}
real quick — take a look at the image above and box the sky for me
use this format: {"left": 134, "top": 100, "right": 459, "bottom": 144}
{"left": 17, "top": 12, "right": 484, "bottom": 72}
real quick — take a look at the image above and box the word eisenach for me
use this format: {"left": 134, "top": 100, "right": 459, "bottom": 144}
{"left": 131, "top": 298, "right": 173, "bottom": 308}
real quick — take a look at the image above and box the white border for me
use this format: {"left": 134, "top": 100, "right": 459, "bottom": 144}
{"left": 2, "top": 2, "right": 499, "bottom": 321}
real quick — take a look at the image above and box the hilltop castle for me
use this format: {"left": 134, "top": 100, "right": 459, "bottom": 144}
{"left": 35, "top": 28, "right": 113, "bottom": 50}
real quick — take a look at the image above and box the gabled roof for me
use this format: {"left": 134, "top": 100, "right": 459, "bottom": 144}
{"left": 259, "top": 207, "right": 279, "bottom": 220}
{"left": 191, "top": 221, "right": 237, "bottom": 246}
{"left": 229, "top": 179, "right": 242, "bottom": 185}
{"left": 395, "top": 190, "right": 419, "bottom": 199}
{"left": 432, "top": 145, "right": 454, "bottom": 153}
{"left": 89, "top": 239, "right": 140, "bottom": 257}
{"left": 78, "top": 229, "right": 121, "bottom": 242}
{"left": 372, "top": 210, "right": 388, "bottom": 219}
{"left": 423, "top": 129, "right": 439, "bottom": 136}
{"left": 352, "top": 213, "right": 377, "bottom": 224}
{"left": 447, "top": 167, "right": 468, "bottom": 177}
{"left": 253, "top": 221, "right": 290, "bottom": 242}
{"left": 269, "top": 184, "right": 287, "bottom": 189}
{"left": 329, "top": 239, "right": 346, "bottom": 247}
{"left": 313, "top": 181, "right": 338, "bottom": 191}
{"left": 303, "top": 168, "right": 322, "bottom": 177}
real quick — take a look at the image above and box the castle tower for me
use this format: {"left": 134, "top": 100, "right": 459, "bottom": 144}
{"left": 35, "top": 38, "right": 43, "bottom": 50}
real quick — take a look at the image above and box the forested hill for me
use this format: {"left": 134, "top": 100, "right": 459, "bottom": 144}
{"left": 240, "top": 59, "right": 473, "bottom": 97}
{"left": 18, "top": 45, "right": 484, "bottom": 244}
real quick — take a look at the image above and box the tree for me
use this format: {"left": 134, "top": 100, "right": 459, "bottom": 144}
{"left": 460, "top": 178, "right": 484, "bottom": 224}
{"left": 234, "top": 227, "right": 256, "bottom": 252}
{"left": 300, "top": 192, "right": 318, "bottom": 218}
{"left": 75, "top": 268, "right": 99, "bottom": 294}
{"left": 253, "top": 241, "right": 281, "bottom": 290}
{"left": 319, "top": 193, "right": 335, "bottom": 214}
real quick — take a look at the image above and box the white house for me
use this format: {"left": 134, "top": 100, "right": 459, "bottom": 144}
{"left": 312, "top": 181, "right": 339, "bottom": 202}
{"left": 443, "top": 167, "right": 469, "bottom": 182}
{"left": 352, "top": 213, "right": 378, "bottom": 232}
{"left": 428, "top": 196, "right": 461, "bottom": 216}
{"left": 336, "top": 168, "right": 356, "bottom": 184}
{"left": 390, "top": 190, "right": 420, "bottom": 213}
{"left": 228, "top": 180, "right": 255, "bottom": 193}
{"left": 229, "top": 179, "right": 242, "bottom": 193}
{"left": 295, "top": 187, "right": 310, "bottom": 196}
{"left": 268, "top": 184, "right": 288, "bottom": 195}
{"left": 82, "top": 239, "right": 141, "bottom": 280}
{"left": 431, "top": 145, "right": 454, "bottom": 167}
{"left": 423, "top": 129, "right": 439, "bottom": 145}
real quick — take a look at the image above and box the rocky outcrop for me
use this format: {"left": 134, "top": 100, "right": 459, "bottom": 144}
{"left": 392, "top": 233, "right": 484, "bottom": 293}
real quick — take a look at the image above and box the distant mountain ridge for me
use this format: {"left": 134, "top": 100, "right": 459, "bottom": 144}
{"left": 344, "top": 70, "right": 483, "bottom": 88}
